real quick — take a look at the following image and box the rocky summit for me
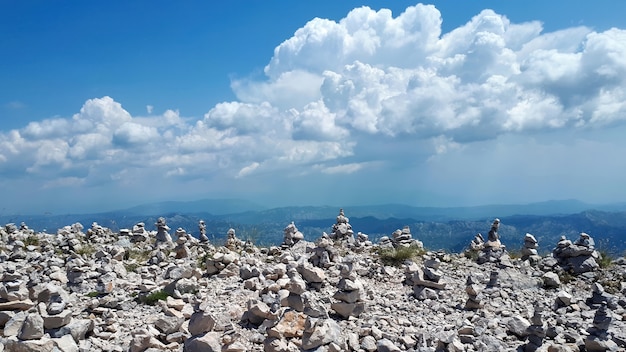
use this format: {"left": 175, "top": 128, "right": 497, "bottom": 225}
{"left": 1, "top": 213, "right": 626, "bottom": 352}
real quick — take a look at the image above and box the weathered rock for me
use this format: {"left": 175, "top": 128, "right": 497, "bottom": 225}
{"left": 18, "top": 313, "right": 44, "bottom": 340}
{"left": 187, "top": 311, "right": 216, "bottom": 336}
{"left": 301, "top": 318, "right": 342, "bottom": 350}
{"left": 183, "top": 331, "right": 222, "bottom": 352}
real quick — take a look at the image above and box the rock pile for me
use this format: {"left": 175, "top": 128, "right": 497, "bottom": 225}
{"left": 379, "top": 225, "right": 424, "bottom": 249}
{"left": 1, "top": 214, "right": 626, "bottom": 352}
{"left": 331, "top": 256, "right": 365, "bottom": 319}
{"left": 553, "top": 232, "right": 601, "bottom": 273}
{"left": 282, "top": 222, "right": 304, "bottom": 247}
{"left": 329, "top": 208, "right": 354, "bottom": 243}
{"left": 585, "top": 304, "right": 619, "bottom": 351}
{"left": 155, "top": 217, "right": 173, "bottom": 244}
{"left": 131, "top": 222, "right": 149, "bottom": 243}
{"left": 405, "top": 253, "right": 447, "bottom": 300}
{"left": 521, "top": 233, "right": 540, "bottom": 263}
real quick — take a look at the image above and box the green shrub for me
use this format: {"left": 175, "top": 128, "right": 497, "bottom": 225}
{"left": 86, "top": 291, "right": 100, "bottom": 298}
{"left": 463, "top": 249, "right": 480, "bottom": 262}
{"left": 559, "top": 272, "right": 574, "bottom": 284}
{"left": 24, "top": 235, "right": 40, "bottom": 246}
{"left": 377, "top": 245, "right": 425, "bottom": 267}
{"left": 124, "top": 262, "right": 140, "bottom": 273}
{"left": 141, "top": 290, "right": 170, "bottom": 305}
{"left": 76, "top": 244, "right": 95, "bottom": 257}
{"left": 597, "top": 249, "right": 614, "bottom": 269}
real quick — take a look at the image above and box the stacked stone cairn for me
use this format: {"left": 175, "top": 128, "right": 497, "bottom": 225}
{"left": 524, "top": 302, "right": 546, "bottom": 352}
{"left": 470, "top": 233, "right": 485, "bottom": 251}
{"left": 379, "top": 225, "right": 425, "bottom": 250}
{"left": 331, "top": 256, "right": 365, "bottom": 319}
{"left": 551, "top": 232, "right": 601, "bottom": 274}
{"left": 307, "top": 233, "right": 339, "bottom": 268}
{"left": 353, "top": 231, "right": 371, "bottom": 251}
{"left": 173, "top": 228, "right": 192, "bottom": 259}
{"left": 476, "top": 218, "right": 508, "bottom": 264}
{"left": 585, "top": 304, "right": 619, "bottom": 351}
{"left": 154, "top": 217, "right": 173, "bottom": 244}
{"left": 587, "top": 283, "right": 618, "bottom": 310}
{"left": 198, "top": 220, "right": 209, "bottom": 243}
{"left": 464, "top": 275, "right": 484, "bottom": 310}
{"left": 130, "top": 222, "right": 149, "bottom": 243}
{"left": 405, "top": 254, "right": 447, "bottom": 300}
{"left": 225, "top": 228, "right": 244, "bottom": 251}
{"left": 282, "top": 222, "right": 304, "bottom": 248}
{"left": 329, "top": 208, "right": 354, "bottom": 244}
{"left": 86, "top": 222, "right": 107, "bottom": 243}
{"left": 521, "top": 233, "right": 541, "bottom": 263}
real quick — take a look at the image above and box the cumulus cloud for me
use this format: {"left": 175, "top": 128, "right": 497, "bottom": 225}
{"left": 2, "top": 4, "right": 626, "bottom": 210}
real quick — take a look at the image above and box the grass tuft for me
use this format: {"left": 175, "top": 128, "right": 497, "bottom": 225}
{"left": 141, "top": 290, "right": 170, "bottom": 305}
{"left": 377, "top": 244, "right": 425, "bottom": 267}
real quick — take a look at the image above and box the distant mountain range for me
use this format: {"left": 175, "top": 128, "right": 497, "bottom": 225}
{"left": 2, "top": 198, "right": 626, "bottom": 255}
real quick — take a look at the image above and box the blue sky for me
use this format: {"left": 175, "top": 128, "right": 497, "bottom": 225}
{"left": 1, "top": 1, "right": 626, "bottom": 214}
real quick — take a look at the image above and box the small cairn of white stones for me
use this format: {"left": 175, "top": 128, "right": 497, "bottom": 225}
{"left": 329, "top": 209, "right": 354, "bottom": 244}
{"left": 585, "top": 304, "right": 619, "bottom": 351}
{"left": 282, "top": 222, "right": 304, "bottom": 248}
{"left": 524, "top": 302, "right": 546, "bottom": 352}
{"left": 464, "top": 275, "right": 484, "bottom": 310}
{"left": 405, "top": 254, "right": 447, "bottom": 300}
{"left": 521, "top": 233, "right": 540, "bottom": 263}
{"left": 379, "top": 225, "right": 424, "bottom": 250}
{"left": 331, "top": 256, "right": 365, "bottom": 319}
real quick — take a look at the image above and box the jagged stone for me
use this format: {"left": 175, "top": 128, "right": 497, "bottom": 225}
{"left": 18, "top": 313, "right": 44, "bottom": 340}
{"left": 187, "top": 311, "right": 216, "bottom": 336}
{"left": 183, "top": 331, "right": 222, "bottom": 352}
{"left": 301, "top": 317, "right": 342, "bottom": 350}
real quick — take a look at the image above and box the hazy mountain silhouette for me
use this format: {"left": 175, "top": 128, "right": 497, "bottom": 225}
{"left": 2, "top": 199, "right": 626, "bottom": 254}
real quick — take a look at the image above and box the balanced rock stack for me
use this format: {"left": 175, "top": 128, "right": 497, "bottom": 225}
{"left": 405, "top": 255, "right": 447, "bottom": 300}
{"left": 173, "top": 227, "right": 192, "bottom": 259}
{"left": 477, "top": 218, "right": 508, "bottom": 264}
{"left": 521, "top": 233, "right": 540, "bottom": 263}
{"left": 225, "top": 228, "right": 244, "bottom": 251}
{"left": 464, "top": 275, "right": 484, "bottom": 310}
{"left": 392, "top": 226, "right": 424, "bottom": 249}
{"left": 131, "top": 222, "right": 149, "bottom": 243}
{"left": 585, "top": 304, "right": 619, "bottom": 351}
{"left": 282, "top": 222, "right": 304, "bottom": 247}
{"left": 329, "top": 208, "right": 354, "bottom": 243}
{"left": 331, "top": 256, "right": 365, "bottom": 319}
{"left": 154, "top": 217, "right": 173, "bottom": 244}
{"left": 553, "top": 232, "right": 601, "bottom": 273}
{"left": 197, "top": 220, "right": 209, "bottom": 243}
{"left": 378, "top": 225, "right": 424, "bottom": 250}
{"left": 307, "top": 234, "right": 339, "bottom": 268}
{"left": 524, "top": 302, "right": 546, "bottom": 352}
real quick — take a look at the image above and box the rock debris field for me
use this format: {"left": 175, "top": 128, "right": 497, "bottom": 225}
{"left": 0, "top": 210, "right": 625, "bottom": 352}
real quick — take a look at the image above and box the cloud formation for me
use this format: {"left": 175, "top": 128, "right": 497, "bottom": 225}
{"left": 2, "top": 4, "right": 626, "bottom": 211}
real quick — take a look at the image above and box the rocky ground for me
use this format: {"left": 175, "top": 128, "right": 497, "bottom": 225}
{"left": 0, "top": 218, "right": 625, "bottom": 352}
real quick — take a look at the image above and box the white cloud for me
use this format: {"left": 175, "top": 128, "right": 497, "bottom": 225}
{"left": 3, "top": 5, "right": 626, "bottom": 212}
{"left": 113, "top": 122, "right": 160, "bottom": 147}
{"left": 321, "top": 162, "right": 365, "bottom": 175}
{"left": 236, "top": 162, "right": 260, "bottom": 178}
